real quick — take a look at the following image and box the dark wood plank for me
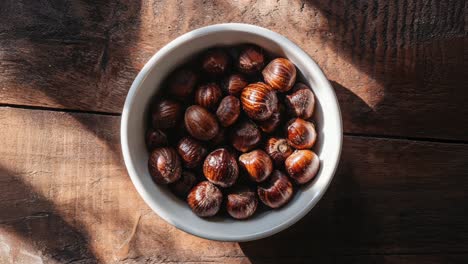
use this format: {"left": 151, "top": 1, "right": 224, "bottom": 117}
{"left": 0, "top": 0, "right": 466, "bottom": 140}
{"left": 0, "top": 107, "right": 467, "bottom": 262}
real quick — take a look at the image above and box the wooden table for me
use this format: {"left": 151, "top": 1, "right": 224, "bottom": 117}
{"left": 0, "top": 1, "right": 466, "bottom": 263}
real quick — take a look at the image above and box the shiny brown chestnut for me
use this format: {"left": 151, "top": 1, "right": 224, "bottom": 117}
{"left": 146, "top": 128, "right": 168, "bottom": 150}
{"left": 262, "top": 58, "right": 297, "bottom": 92}
{"left": 167, "top": 68, "right": 197, "bottom": 98}
{"left": 216, "top": 96, "right": 240, "bottom": 127}
{"left": 187, "top": 181, "right": 222, "bottom": 217}
{"left": 257, "top": 170, "right": 293, "bottom": 208}
{"left": 265, "top": 137, "right": 294, "bottom": 167}
{"left": 170, "top": 171, "right": 197, "bottom": 198}
{"left": 240, "top": 82, "right": 278, "bottom": 121}
{"left": 226, "top": 188, "right": 258, "bottom": 219}
{"left": 286, "top": 118, "right": 317, "bottom": 149}
{"left": 184, "top": 105, "right": 219, "bottom": 141}
{"left": 177, "top": 137, "right": 208, "bottom": 168}
{"left": 239, "top": 150, "right": 273, "bottom": 183}
{"left": 222, "top": 73, "right": 248, "bottom": 96}
{"left": 151, "top": 99, "right": 182, "bottom": 129}
{"left": 285, "top": 83, "right": 315, "bottom": 119}
{"left": 195, "top": 83, "right": 222, "bottom": 110}
{"left": 203, "top": 148, "right": 239, "bottom": 187}
{"left": 237, "top": 45, "right": 265, "bottom": 74}
{"left": 285, "top": 150, "right": 320, "bottom": 184}
{"left": 148, "top": 147, "right": 182, "bottom": 184}
{"left": 230, "top": 120, "right": 262, "bottom": 152}
{"left": 201, "top": 48, "right": 229, "bottom": 75}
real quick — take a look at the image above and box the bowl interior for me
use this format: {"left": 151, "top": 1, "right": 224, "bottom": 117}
{"left": 121, "top": 24, "right": 342, "bottom": 242}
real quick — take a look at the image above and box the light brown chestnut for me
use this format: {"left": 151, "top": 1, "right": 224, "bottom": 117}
{"left": 222, "top": 73, "right": 248, "bottom": 96}
{"left": 230, "top": 120, "right": 262, "bottom": 152}
{"left": 203, "top": 148, "right": 239, "bottom": 187}
{"left": 146, "top": 128, "right": 168, "bottom": 150}
{"left": 177, "top": 137, "right": 208, "bottom": 168}
{"left": 148, "top": 147, "right": 182, "bottom": 184}
{"left": 285, "top": 150, "right": 320, "bottom": 184}
{"left": 286, "top": 118, "right": 317, "bottom": 149}
{"left": 240, "top": 82, "right": 278, "bottom": 121}
{"left": 285, "top": 83, "right": 315, "bottom": 119}
{"left": 167, "top": 68, "right": 198, "bottom": 98}
{"left": 239, "top": 150, "right": 273, "bottom": 183}
{"left": 265, "top": 137, "right": 294, "bottom": 167}
{"left": 187, "top": 181, "right": 222, "bottom": 217}
{"left": 262, "top": 58, "right": 297, "bottom": 92}
{"left": 184, "top": 105, "right": 219, "bottom": 141}
{"left": 237, "top": 45, "right": 265, "bottom": 74}
{"left": 195, "top": 83, "right": 222, "bottom": 110}
{"left": 257, "top": 170, "right": 293, "bottom": 208}
{"left": 151, "top": 99, "right": 182, "bottom": 129}
{"left": 201, "top": 48, "right": 229, "bottom": 75}
{"left": 226, "top": 188, "right": 258, "bottom": 219}
{"left": 170, "top": 171, "right": 197, "bottom": 198}
{"left": 216, "top": 96, "right": 240, "bottom": 127}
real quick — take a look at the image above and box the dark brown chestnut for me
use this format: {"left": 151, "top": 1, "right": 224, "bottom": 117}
{"left": 167, "top": 68, "right": 197, "bottom": 98}
{"left": 222, "top": 73, "right": 248, "bottom": 96}
{"left": 226, "top": 188, "right": 258, "bottom": 219}
{"left": 286, "top": 118, "right": 317, "bottom": 149}
{"left": 216, "top": 96, "right": 240, "bottom": 127}
{"left": 240, "top": 82, "right": 278, "bottom": 121}
{"left": 201, "top": 48, "right": 229, "bottom": 75}
{"left": 285, "top": 83, "right": 315, "bottom": 119}
{"left": 262, "top": 58, "right": 297, "bottom": 92}
{"left": 195, "top": 83, "right": 222, "bottom": 110}
{"left": 177, "top": 137, "right": 208, "bottom": 168}
{"left": 184, "top": 105, "right": 219, "bottom": 141}
{"left": 257, "top": 170, "right": 293, "bottom": 208}
{"left": 146, "top": 128, "right": 168, "bottom": 150}
{"left": 148, "top": 147, "right": 182, "bottom": 184}
{"left": 187, "top": 181, "right": 222, "bottom": 217}
{"left": 239, "top": 150, "right": 273, "bottom": 182}
{"left": 230, "top": 120, "right": 262, "bottom": 152}
{"left": 237, "top": 45, "right": 265, "bottom": 74}
{"left": 203, "top": 148, "right": 239, "bottom": 187}
{"left": 151, "top": 99, "right": 182, "bottom": 129}
{"left": 265, "top": 137, "right": 294, "bottom": 167}
{"left": 170, "top": 171, "right": 197, "bottom": 198}
{"left": 256, "top": 109, "right": 282, "bottom": 133}
{"left": 285, "top": 150, "right": 320, "bottom": 184}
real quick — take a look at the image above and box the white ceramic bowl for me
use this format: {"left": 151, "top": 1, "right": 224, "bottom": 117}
{"left": 121, "top": 23, "right": 342, "bottom": 242}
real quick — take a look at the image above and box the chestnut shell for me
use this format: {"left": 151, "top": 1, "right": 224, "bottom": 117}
{"left": 216, "top": 96, "right": 241, "bottom": 127}
{"left": 222, "top": 73, "right": 248, "bottom": 96}
{"left": 285, "top": 150, "right": 320, "bottom": 184}
{"left": 240, "top": 82, "right": 278, "bottom": 121}
{"left": 265, "top": 137, "right": 294, "bottom": 167}
{"left": 195, "top": 83, "right": 223, "bottom": 110}
{"left": 257, "top": 170, "right": 293, "bottom": 208}
{"left": 148, "top": 147, "right": 182, "bottom": 184}
{"left": 177, "top": 137, "right": 208, "bottom": 168}
{"left": 146, "top": 128, "right": 168, "bottom": 150}
{"left": 285, "top": 83, "right": 315, "bottom": 119}
{"left": 201, "top": 49, "right": 230, "bottom": 75}
{"left": 262, "top": 58, "right": 297, "bottom": 92}
{"left": 203, "top": 148, "right": 239, "bottom": 188}
{"left": 187, "top": 181, "right": 223, "bottom": 217}
{"left": 226, "top": 189, "right": 258, "bottom": 219}
{"left": 184, "top": 105, "right": 219, "bottom": 141}
{"left": 286, "top": 118, "right": 317, "bottom": 149}
{"left": 230, "top": 120, "right": 262, "bottom": 152}
{"left": 167, "top": 68, "right": 198, "bottom": 98}
{"left": 237, "top": 45, "right": 265, "bottom": 74}
{"left": 239, "top": 150, "right": 273, "bottom": 183}
{"left": 151, "top": 99, "right": 182, "bottom": 129}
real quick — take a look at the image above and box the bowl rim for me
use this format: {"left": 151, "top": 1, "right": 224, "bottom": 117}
{"left": 121, "top": 23, "right": 343, "bottom": 242}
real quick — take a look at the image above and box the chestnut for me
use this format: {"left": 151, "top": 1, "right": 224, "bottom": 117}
{"left": 239, "top": 150, "right": 273, "bottom": 183}
{"left": 167, "top": 68, "right": 197, "bottom": 98}
{"left": 230, "top": 120, "right": 262, "bottom": 152}
{"left": 151, "top": 99, "right": 182, "bottom": 129}
{"left": 265, "top": 137, "right": 294, "bottom": 167}
{"left": 285, "top": 150, "right": 320, "bottom": 184}
{"left": 201, "top": 48, "right": 229, "bottom": 75}
{"left": 203, "top": 148, "right": 239, "bottom": 187}
{"left": 237, "top": 45, "right": 265, "bottom": 74}
{"left": 170, "top": 171, "right": 197, "bottom": 198}
{"left": 210, "top": 127, "right": 226, "bottom": 146}
{"left": 222, "top": 73, "right": 248, "bottom": 96}
{"left": 262, "top": 58, "right": 297, "bottom": 92}
{"left": 146, "top": 128, "right": 168, "bottom": 150}
{"left": 257, "top": 109, "right": 282, "bottom": 133}
{"left": 257, "top": 170, "right": 293, "bottom": 208}
{"left": 177, "top": 137, "right": 208, "bottom": 168}
{"left": 226, "top": 188, "right": 258, "bottom": 219}
{"left": 286, "top": 118, "right": 317, "bottom": 149}
{"left": 184, "top": 105, "right": 219, "bottom": 141}
{"left": 216, "top": 96, "right": 240, "bottom": 127}
{"left": 240, "top": 82, "right": 278, "bottom": 121}
{"left": 195, "top": 83, "right": 222, "bottom": 110}
{"left": 148, "top": 147, "right": 182, "bottom": 184}
{"left": 187, "top": 181, "right": 222, "bottom": 217}
{"left": 285, "top": 83, "right": 315, "bottom": 119}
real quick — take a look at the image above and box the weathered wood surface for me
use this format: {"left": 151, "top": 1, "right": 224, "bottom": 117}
{"left": 0, "top": 107, "right": 467, "bottom": 263}
{"left": 0, "top": 0, "right": 466, "bottom": 140}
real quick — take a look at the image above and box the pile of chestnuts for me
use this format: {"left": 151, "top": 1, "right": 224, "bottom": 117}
{"left": 146, "top": 44, "right": 319, "bottom": 220}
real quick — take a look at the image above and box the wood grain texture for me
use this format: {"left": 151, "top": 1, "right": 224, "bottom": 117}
{"left": 0, "top": 107, "right": 467, "bottom": 263}
{"left": 0, "top": 0, "right": 466, "bottom": 140}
